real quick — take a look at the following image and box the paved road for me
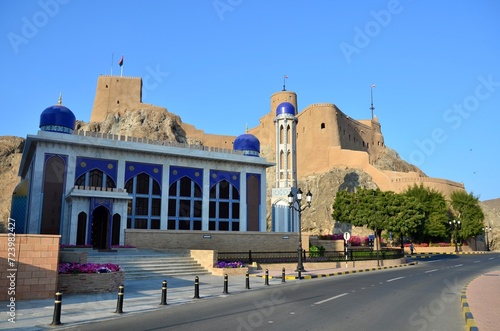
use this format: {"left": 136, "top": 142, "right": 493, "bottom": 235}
{"left": 57, "top": 254, "right": 499, "bottom": 331}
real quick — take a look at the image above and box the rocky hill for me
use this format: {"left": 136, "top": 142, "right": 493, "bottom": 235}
{"left": 0, "top": 136, "right": 24, "bottom": 231}
{"left": 0, "top": 109, "right": 497, "bottom": 250}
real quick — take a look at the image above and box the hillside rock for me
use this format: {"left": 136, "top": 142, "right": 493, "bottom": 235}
{"left": 480, "top": 199, "right": 500, "bottom": 251}
{"left": 373, "top": 147, "right": 425, "bottom": 175}
{"left": 75, "top": 108, "right": 202, "bottom": 145}
{"left": 0, "top": 136, "right": 24, "bottom": 230}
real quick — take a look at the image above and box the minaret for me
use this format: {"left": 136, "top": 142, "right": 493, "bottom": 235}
{"left": 274, "top": 97, "right": 298, "bottom": 188}
{"left": 270, "top": 90, "right": 299, "bottom": 232}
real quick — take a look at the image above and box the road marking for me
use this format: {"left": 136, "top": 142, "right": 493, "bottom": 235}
{"left": 428, "top": 260, "right": 439, "bottom": 263}
{"left": 488, "top": 257, "right": 494, "bottom": 260}
{"left": 314, "top": 293, "right": 348, "bottom": 305}
{"left": 425, "top": 269, "right": 438, "bottom": 273}
{"left": 473, "top": 260, "right": 481, "bottom": 263}
{"left": 454, "top": 264, "right": 463, "bottom": 267}
{"left": 386, "top": 276, "right": 405, "bottom": 282}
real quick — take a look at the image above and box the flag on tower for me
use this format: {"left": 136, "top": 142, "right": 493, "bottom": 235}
{"left": 371, "top": 84, "right": 376, "bottom": 88}
{"left": 118, "top": 56, "right": 124, "bottom": 66}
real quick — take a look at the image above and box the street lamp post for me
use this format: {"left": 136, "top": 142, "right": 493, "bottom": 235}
{"left": 482, "top": 226, "right": 492, "bottom": 251}
{"left": 288, "top": 188, "right": 312, "bottom": 272}
{"left": 449, "top": 219, "right": 461, "bottom": 253}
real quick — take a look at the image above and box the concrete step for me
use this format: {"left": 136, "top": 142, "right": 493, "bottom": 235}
{"left": 86, "top": 250, "right": 210, "bottom": 279}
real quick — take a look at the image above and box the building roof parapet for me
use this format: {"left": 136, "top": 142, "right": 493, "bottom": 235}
{"left": 391, "top": 176, "right": 465, "bottom": 188}
{"left": 73, "top": 129, "right": 245, "bottom": 156}
{"left": 98, "top": 75, "right": 142, "bottom": 80}
{"left": 66, "top": 186, "right": 132, "bottom": 200}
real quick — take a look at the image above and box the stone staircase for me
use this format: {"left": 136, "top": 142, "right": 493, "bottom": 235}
{"left": 86, "top": 249, "right": 210, "bottom": 280}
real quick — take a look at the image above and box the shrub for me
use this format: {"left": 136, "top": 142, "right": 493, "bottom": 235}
{"left": 350, "top": 236, "right": 362, "bottom": 246}
{"left": 309, "top": 245, "right": 325, "bottom": 257}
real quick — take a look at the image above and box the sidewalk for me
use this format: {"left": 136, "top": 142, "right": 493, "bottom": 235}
{"left": 464, "top": 269, "right": 500, "bottom": 331}
{"left": 1, "top": 263, "right": 413, "bottom": 330}
{"left": 0, "top": 258, "right": 494, "bottom": 331}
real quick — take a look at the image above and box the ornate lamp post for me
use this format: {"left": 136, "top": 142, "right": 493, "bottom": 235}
{"left": 288, "top": 188, "right": 312, "bottom": 272}
{"left": 482, "top": 226, "right": 492, "bottom": 251}
{"left": 449, "top": 219, "right": 461, "bottom": 252}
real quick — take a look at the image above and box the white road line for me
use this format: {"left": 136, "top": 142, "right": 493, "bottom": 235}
{"left": 488, "top": 257, "right": 494, "bottom": 260}
{"left": 386, "top": 276, "right": 405, "bottom": 282}
{"left": 454, "top": 264, "right": 463, "bottom": 267}
{"left": 425, "top": 269, "right": 439, "bottom": 273}
{"left": 473, "top": 260, "right": 481, "bottom": 263}
{"left": 314, "top": 293, "right": 348, "bottom": 305}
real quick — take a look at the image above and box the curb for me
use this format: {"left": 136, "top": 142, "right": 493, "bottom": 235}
{"left": 406, "top": 251, "right": 487, "bottom": 255}
{"left": 252, "top": 262, "right": 417, "bottom": 280}
{"left": 461, "top": 277, "right": 479, "bottom": 331}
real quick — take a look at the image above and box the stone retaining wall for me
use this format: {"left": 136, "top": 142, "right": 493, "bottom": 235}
{"left": 127, "top": 230, "right": 310, "bottom": 251}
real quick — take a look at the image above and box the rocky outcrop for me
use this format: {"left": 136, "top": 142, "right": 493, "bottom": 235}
{"left": 75, "top": 108, "right": 202, "bottom": 145}
{"left": 372, "top": 147, "right": 425, "bottom": 175}
{"left": 480, "top": 199, "right": 500, "bottom": 251}
{"left": 0, "top": 136, "right": 25, "bottom": 231}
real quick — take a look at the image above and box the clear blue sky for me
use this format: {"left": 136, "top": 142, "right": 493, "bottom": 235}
{"left": 1, "top": 0, "right": 499, "bottom": 201}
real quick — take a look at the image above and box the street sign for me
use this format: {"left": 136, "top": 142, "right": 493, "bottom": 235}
{"left": 343, "top": 232, "right": 351, "bottom": 241}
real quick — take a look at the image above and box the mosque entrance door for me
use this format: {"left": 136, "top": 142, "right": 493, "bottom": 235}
{"left": 91, "top": 206, "right": 110, "bottom": 250}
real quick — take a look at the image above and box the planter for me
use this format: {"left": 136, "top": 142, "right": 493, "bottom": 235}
{"left": 212, "top": 268, "right": 249, "bottom": 276}
{"left": 58, "top": 271, "right": 124, "bottom": 294}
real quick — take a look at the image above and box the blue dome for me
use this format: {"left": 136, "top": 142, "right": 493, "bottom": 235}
{"left": 39, "top": 104, "right": 76, "bottom": 134}
{"left": 234, "top": 133, "right": 260, "bottom": 157}
{"left": 276, "top": 102, "right": 296, "bottom": 116}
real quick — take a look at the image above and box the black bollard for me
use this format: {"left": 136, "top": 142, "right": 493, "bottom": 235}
{"left": 245, "top": 272, "right": 251, "bottom": 289}
{"left": 160, "top": 280, "right": 168, "bottom": 305}
{"left": 281, "top": 267, "right": 286, "bottom": 283}
{"left": 223, "top": 274, "right": 229, "bottom": 294}
{"left": 50, "top": 292, "right": 63, "bottom": 325}
{"left": 265, "top": 269, "right": 270, "bottom": 286}
{"left": 193, "top": 276, "right": 200, "bottom": 299}
{"left": 298, "top": 270, "right": 302, "bottom": 280}
{"left": 114, "top": 285, "right": 124, "bottom": 313}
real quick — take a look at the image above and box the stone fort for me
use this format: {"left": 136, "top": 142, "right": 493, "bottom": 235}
{"left": 90, "top": 75, "right": 464, "bottom": 201}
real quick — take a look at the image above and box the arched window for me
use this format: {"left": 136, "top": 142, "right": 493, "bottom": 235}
{"left": 209, "top": 180, "right": 240, "bottom": 231}
{"left": 125, "top": 173, "right": 161, "bottom": 229}
{"left": 75, "top": 169, "right": 115, "bottom": 189}
{"left": 321, "top": 123, "right": 325, "bottom": 129}
{"left": 168, "top": 176, "right": 202, "bottom": 230}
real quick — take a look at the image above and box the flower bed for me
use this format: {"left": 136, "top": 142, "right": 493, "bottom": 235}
{"left": 212, "top": 261, "right": 248, "bottom": 276}
{"left": 57, "top": 263, "right": 123, "bottom": 294}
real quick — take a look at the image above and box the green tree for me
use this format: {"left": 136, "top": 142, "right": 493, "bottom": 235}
{"left": 385, "top": 193, "right": 425, "bottom": 248}
{"left": 404, "top": 184, "right": 449, "bottom": 242}
{"left": 449, "top": 191, "right": 484, "bottom": 240}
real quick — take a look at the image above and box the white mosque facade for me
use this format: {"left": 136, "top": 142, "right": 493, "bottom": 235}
{"left": 11, "top": 98, "right": 275, "bottom": 248}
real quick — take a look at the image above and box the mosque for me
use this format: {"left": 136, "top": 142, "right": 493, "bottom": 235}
{"left": 10, "top": 93, "right": 296, "bottom": 248}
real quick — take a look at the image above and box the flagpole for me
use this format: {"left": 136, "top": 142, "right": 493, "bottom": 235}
{"left": 370, "top": 84, "right": 375, "bottom": 119}
{"left": 120, "top": 65, "right": 123, "bottom": 77}
{"left": 283, "top": 75, "right": 287, "bottom": 91}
